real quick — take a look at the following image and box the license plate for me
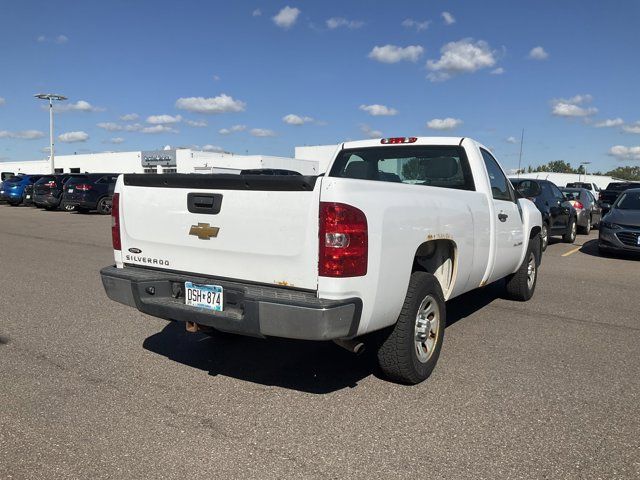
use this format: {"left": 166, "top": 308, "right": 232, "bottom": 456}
{"left": 68, "top": 188, "right": 73, "bottom": 193}
{"left": 184, "top": 282, "right": 223, "bottom": 311}
{"left": 26, "top": 195, "right": 31, "bottom": 199}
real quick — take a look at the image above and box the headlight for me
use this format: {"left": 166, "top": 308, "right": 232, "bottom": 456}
{"left": 601, "top": 221, "right": 621, "bottom": 230}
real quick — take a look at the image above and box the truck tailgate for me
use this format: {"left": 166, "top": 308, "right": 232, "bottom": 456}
{"left": 118, "top": 174, "right": 321, "bottom": 290}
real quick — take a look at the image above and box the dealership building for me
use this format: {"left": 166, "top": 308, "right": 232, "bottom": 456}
{"left": 0, "top": 148, "right": 320, "bottom": 176}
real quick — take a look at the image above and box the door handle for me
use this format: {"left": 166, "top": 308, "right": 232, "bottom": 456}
{"left": 187, "top": 193, "right": 223, "bottom": 214}
{"left": 498, "top": 213, "right": 508, "bottom": 222}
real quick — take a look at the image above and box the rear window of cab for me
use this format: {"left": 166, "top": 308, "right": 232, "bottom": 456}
{"left": 329, "top": 145, "right": 475, "bottom": 191}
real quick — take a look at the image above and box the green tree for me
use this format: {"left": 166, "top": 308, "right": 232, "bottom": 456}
{"left": 605, "top": 166, "right": 640, "bottom": 181}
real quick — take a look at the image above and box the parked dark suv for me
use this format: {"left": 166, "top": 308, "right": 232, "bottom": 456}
{"left": 33, "top": 174, "right": 87, "bottom": 210}
{"left": 61, "top": 173, "right": 119, "bottom": 214}
{"left": 510, "top": 178, "right": 577, "bottom": 250}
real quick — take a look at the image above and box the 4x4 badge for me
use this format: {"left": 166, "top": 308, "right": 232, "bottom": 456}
{"left": 189, "top": 223, "right": 220, "bottom": 240}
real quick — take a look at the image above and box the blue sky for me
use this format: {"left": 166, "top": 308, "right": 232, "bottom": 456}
{"left": 1, "top": 0, "right": 639, "bottom": 172}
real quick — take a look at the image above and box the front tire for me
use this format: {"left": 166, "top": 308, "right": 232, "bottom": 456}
{"left": 563, "top": 218, "right": 577, "bottom": 243}
{"left": 505, "top": 234, "right": 541, "bottom": 301}
{"left": 377, "top": 272, "right": 446, "bottom": 384}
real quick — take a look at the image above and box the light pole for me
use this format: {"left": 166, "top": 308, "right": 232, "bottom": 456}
{"left": 34, "top": 93, "right": 67, "bottom": 173}
{"left": 579, "top": 161, "right": 591, "bottom": 182}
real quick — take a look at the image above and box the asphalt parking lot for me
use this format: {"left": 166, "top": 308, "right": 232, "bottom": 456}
{"left": 0, "top": 205, "right": 638, "bottom": 480}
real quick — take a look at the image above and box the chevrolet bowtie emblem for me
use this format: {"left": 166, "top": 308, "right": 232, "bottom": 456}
{"left": 189, "top": 223, "right": 220, "bottom": 240}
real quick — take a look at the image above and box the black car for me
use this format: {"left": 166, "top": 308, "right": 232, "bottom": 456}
{"left": 599, "top": 188, "right": 640, "bottom": 255}
{"left": 61, "top": 173, "right": 119, "bottom": 214}
{"left": 33, "top": 174, "right": 87, "bottom": 210}
{"left": 510, "top": 178, "right": 577, "bottom": 250}
{"left": 598, "top": 182, "right": 640, "bottom": 215}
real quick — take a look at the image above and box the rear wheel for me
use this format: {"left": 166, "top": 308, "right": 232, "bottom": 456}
{"left": 505, "top": 234, "right": 540, "bottom": 301}
{"left": 563, "top": 218, "right": 577, "bottom": 243}
{"left": 97, "top": 197, "right": 112, "bottom": 215}
{"left": 63, "top": 204, "right": 76, "bottom": 212}
{"left": 541, "top": 223, "right": 549, "bottom": 251}
{"left": 377, "top": 272, "right": 445, "bottom": 384}
{"left": 580, "top": 216, "right": 591, "bottom": 234}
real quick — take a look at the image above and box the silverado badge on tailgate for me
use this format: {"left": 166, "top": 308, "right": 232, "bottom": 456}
{"left": 189, "top": 223, "right": 220, "bottom": 240}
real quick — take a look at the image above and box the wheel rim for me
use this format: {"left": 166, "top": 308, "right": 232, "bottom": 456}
{"left": 587, "top": 218, "right": 591, "bottom": 231}
{"left": 414, "top": 295, "right": 441, "bottom": 363}
{"left": 526, "top": 252, "right": 536, "bottom": 290}
{"left": 64, "top": 204, "right": 75, "bottom": 211}
{"left": 99, "top": 199, "right": 112, "bottom": 215}
{"left": 542, "top": 225, "right": 548, "bottom": 248}
{"left": 571, "top": 221, "right": 577, "bottom": 240}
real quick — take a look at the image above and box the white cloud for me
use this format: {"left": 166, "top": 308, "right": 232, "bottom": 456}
{"left": 219, "top": 124, "right": 247, "bottom": 135}
{"left": 120, "top": 113, "right": 139, "bottom": 121}
{"left": 175, "top": 94, "right": 246, "bottom": 114}
{"left": 442, "top": 12, "right": 456, "bottom": 25}
{"left": 426, "top": 117, "right": 463, "bottom": 130}
{"left": 55, "top": 35, "right": 69, "bottom": 44}
{"left": 622, "top": 121, "right": 640, "bottom": 134}
{"left": 528, "top": 46, "right": 549, "bottom": 60}
{"left": 359, "top": 104, "right": 398, "bottom": 116}
{"left": 146, "top": 114, "right": 182, "bottom": 124}
{"left": 36, "top": 34, "right": 69, "bottom": 44}
{"left": 506, "top": 136, "right": 518, "bottom": 144}
{"left": 490, "top": 67, "right": 505, "bottom": 75}
{"left": 0, "top": 97, "right": 5, "bottom": 106}
{"left": 282, "top": 114, "right": 314, "bottom": 125}
{"left": 401, "top": 18, "right": 430, "bottom": 31}
{"left": 185, "top": 119, "right": 208, "bottom": 127}
{"left": 609, "top": 145, "right": 640, "bottom": 161}
{"left": 427, "top": 39, "right": 497, "bottom": 81}
{"left": 58, "top": 131, "right": 89, "bottom": 143}
{"left": 327, "top": 17, "right": 364, "bottom": 29}
{"left": 551, "top": 94, "right": 597, "bottom": 117}
{"left": 55, "top": 100, "right": 103, "bottom": 112}
{"left": 202, "top": 144, "right": 226, "bottom": 152}
{"left": 141, "top": 125, "right": 178, "bottom": 134}
{"left": 36, "top": 35, "right": 46, "bottom": 43}
{"left": 0, "top": 130, "right": 45, "bottom": 140}
{"left": 252, "top": 8, "right": 262, "bottom": 17}
{"left": 124, "top": 123, "right": 143, "bottom": 132}
{"left": 368, "top": 44, "right": 424, "bottom": 64}
{"left": 212, "top": 74, "right": 220, "bottom": 81}
{"left": 250, "top": 128, "right": 276, "bottom": 137}
{"left": 360, "top": 124, "right": 382, "bottom": 139}
{"left": 108, "top": 137, "right": 125, "bottom": 144}
{"left": 594, "top": 118, "right": 624, "bottom": 128}
{"left": 97, "top": 122, "right": 122, "bottom": 131}
{"left": 273, "top": 6, "right": 300, "bottom": 29}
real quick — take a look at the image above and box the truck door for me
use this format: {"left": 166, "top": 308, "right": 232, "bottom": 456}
{"left": 480, "top": 149, "right": 525, "bottom": 283}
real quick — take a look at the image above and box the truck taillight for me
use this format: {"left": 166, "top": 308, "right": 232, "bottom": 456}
{"left": 75, "top": 183, "right": 92, "bottom": 191}
{"left": 111, "top": 193, "right": 121, "bottom": 251}
{"left": 381, "top": 137, "right": 417, "bottom": 144}
{"left": 319, "top": 202, "right": 367, "bottom": 277}
{"left": 573, "top": 201, "right": 584, "bottom": 210}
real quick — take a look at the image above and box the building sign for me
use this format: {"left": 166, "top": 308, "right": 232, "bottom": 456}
{"left": 141, "top": 150, "right": 176, "bottom": 167}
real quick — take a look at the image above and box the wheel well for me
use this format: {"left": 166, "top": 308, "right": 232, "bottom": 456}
{"left": 530, "top": 226, "right": 541, "bottom": 238}
{"left": 411, "top": 240, "right": 456, "bottom": 298}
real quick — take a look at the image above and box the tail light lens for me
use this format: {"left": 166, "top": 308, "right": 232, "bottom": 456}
{"left": 111, "top": 193, "right": 121, "bottom": 251}
{"left": 573, "top": 201, "right": 584, "bottom": 210}
{"left": 75, "top": 183, "right": 92, "bottom": 191}
{"left": 45, "top": 181, "right": 56, "bottom": 188}
{"left": 319, "top": 202, "right": 368, "bottom": 277}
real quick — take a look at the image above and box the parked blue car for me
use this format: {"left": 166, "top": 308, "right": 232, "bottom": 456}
{"left": 0, "top": 174, "right": 44, "bottom": 206}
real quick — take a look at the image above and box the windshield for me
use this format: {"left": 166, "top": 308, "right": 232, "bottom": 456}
{"left": 4, "top": 176, "right": 24, "bottom": 184}
{"left": 613, "top": 191, "right": 640, "bottom": 210}
{"left": 562, "top": 189, "right": 581, "bottom": 201}
{"left": 35, "top": 176, "right": 55, "bottom": 185}
{"left": 329, "top": 145, "right": 475, "bottom": 191}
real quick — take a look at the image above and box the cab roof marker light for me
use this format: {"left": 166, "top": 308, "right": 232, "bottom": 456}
{"left": 381, "top": 137, "right": 418, "bottom": 144}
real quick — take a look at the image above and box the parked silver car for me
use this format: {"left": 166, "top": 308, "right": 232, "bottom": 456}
{"left": 561, "top": 187, "right": 602, "bottom": 234}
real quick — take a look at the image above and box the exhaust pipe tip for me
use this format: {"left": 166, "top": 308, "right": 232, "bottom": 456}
{"left": 333, "top": 338, "right": 366, "bottom": 355}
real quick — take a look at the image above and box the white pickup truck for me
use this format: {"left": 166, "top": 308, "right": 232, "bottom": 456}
{"left": 101, "top": 137, "right": 542, "bottom": 384}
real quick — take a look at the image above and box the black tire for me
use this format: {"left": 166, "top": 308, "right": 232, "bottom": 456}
{"left": 563, "top": 217, "right": 577, "bottom": 243}
{"left": 377, "top": 272, "right": 446, "bottom": 385}
{"left": 541, "top": 222, "right": 549, "bottom": 252}
{"left": 579, "top": 216, "right": 591, "bottom": 235}
{"left": 96, "top": 197, "right": 112, "bottom": 215}
{"left": 505, "top": 234, "right": 541, "bottom": 301}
